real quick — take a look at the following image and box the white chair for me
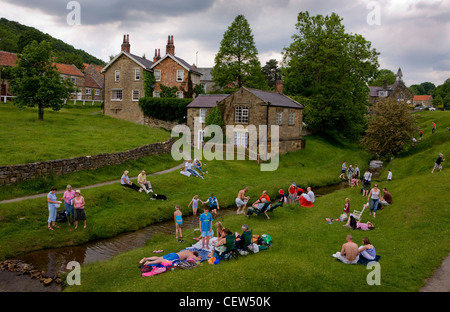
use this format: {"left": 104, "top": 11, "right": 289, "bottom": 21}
{"left": 351, "top": 202, "right": 368, "bottom": 221}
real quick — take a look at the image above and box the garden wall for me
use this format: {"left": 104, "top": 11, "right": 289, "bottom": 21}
{"left": 0, "top": 138, "right": 174, "bottom": 185}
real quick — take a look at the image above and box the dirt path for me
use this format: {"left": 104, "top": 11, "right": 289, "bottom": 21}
{"left": 0, "top": 163, "right": 184, "bottom": 205}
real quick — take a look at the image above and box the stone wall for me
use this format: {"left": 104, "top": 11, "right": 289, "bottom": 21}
{"left": 0, "top": 138, "right": 174, "bottom": 186}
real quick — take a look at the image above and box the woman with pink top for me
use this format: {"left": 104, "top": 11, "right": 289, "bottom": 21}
{"left": 73, "top": 190, "right": 86, "bottom": 229}
{"left": 60, "top": 185, "right": 75, "bottom": 225}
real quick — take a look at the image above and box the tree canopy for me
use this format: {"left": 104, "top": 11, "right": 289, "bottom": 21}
{"left": 282, "top": 11, "right": 379, "bottom": 139}
{"left": 10, "top": 40, "right": 75, "bottom": 120}
{"left": 369, "top": 69, "right": 396, "bottom": 87}
{"left": 211, "top": 14, "right": 267, "bottom": 89}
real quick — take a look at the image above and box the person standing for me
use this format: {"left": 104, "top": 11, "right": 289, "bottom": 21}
{"left": 47, "top": 186, "right": 61, "bottom": 230}
{"left": 387, "top": 169, "right": 393, "bottom": 182}
{"left": 202, "top": 193, "right": 220, "bottom": 218}
{"left": 339, "top": 161, "right": 347, "bottom": 179}
{"left": 367, "top": 183, "right": 381, "bottom": 218}
{"left": 354, "top": 164, "right": 360, "bottom": 179}
{"left": 174, "top": 205, "right": 183, "bottom": 241}
{"left": 432, "top": 153, "right": 445, "bottom": 173}
{"left": 235, "top": 187, "right": 250, "bottom": 214}
{"left": 199, "top": 206, "right": 213, "bottom": 250}
{"left": 432, "top": 122, "right": 436, "bottom": 134}
{"left": 61, "top": 185, "right": 75, "bottom": 225}
{"left": 362, "top": 169, "right": 372, "bottom": 197}
{"left": 137, "top": 170, "right": 153, "bottom": 194}
{"left": 73, "top": 190, "right": 86, "bottom": 229}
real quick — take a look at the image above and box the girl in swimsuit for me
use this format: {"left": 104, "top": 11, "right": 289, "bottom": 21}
{"left": 174, "top": 205, "right": 183, "bottom": 240}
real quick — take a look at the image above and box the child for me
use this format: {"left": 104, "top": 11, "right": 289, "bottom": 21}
{"left": 215, "top": 221, "right": 225, "bottom": 240}
{"left": 174, "top": 205, "right": 183, "bottom": 241}
{"left": 199, "top": 206, "right": 213, "bottom": 250}
{"left": 188, "top": 195, "right": 200, "bottom": 217}
{"left": 343, "top": 198, "right": 350, "bottom": 215}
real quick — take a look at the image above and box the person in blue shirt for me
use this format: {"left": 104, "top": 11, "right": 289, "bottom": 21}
{"left": 202, "top": 193, "right": 220, "bottom": 218}
{"left": 199, "top": 206, "right": 213, "bottom": 250}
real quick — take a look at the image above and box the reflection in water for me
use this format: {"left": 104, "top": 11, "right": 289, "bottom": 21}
{"left": 16, "top": 182, "right": 353, "bottom": 276}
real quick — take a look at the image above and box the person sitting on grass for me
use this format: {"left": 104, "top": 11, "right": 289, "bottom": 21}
{"left": 137, "top": 170, "right": 153, "bottom": 194}
{"left": 139, "top": 250, "right": 200, "bottom": 266}
{"left": 332, "top": 235, "right": 359, "bottom": 264}
{"left": 235, "top": 224, "right": 251, "bottom": 249}
{"left": 183, "top": 159, "right": 204, "bottom": 179}
{"left": 299, "top": 187, "right": 315, "bottom": 207}
{"left": 121, "top": 170, "right": 143, "bottom": 193}
{"left": 343, "top": 215, "right": 375, "bottom": 230}
{"left": 358, "top": 237, "right": 377, "bottom": 264}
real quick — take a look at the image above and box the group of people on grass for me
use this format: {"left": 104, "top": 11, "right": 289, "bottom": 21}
{"left": 47, "top": 185, "right": 86, "bottom": 231}
{"left": 120, "top": 170, "right": 153, "bottom": 194}
{"left": 181, "top": 158, "right": 205, "bottom": 179}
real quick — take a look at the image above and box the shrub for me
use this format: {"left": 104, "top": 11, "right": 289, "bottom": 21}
{"left": 139, "top": 97, "right": 193, "bottom": 123}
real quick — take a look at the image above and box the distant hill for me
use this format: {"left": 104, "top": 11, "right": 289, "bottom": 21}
{"left": 0, "top": 18, "right": 106, "bottom": 67}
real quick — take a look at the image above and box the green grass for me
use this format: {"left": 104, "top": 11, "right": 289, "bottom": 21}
{"left": 0, "top": 103, "right": 171, "bottom": 165}
{"left": 1, "top": 110, "right": 449, "bottom": 292}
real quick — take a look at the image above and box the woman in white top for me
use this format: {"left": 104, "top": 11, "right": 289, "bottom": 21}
{"left": 362, "top": 169, "right": 372, "bottom": 197}
{"left": 367, "top": 183, "right": 381, "bottom": 218}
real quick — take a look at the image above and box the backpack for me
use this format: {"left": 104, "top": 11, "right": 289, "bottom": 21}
{"left": 261, "top": 234, "right": 272, "bottom": 246}
{"left": 56, "top": 210, "right": 67, "bottom": 223}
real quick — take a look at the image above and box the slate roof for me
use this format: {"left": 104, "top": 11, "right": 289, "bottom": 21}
{"left": 246, "top": 88, "right": 304, "bottom": 109}
{"left": 187, "top": 94, "right": 229, "bottom": 108}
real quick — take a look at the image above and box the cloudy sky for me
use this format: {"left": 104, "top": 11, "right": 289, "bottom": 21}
{"left": 1, "top": 0, "right": 449, "bottom": 86}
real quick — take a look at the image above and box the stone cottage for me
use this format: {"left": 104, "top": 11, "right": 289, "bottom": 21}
{"left": 368, "top": 68, "right": 414, "bottom": 105}
{"left": 187, "top": 87, "right": 304, "bottom": 154}
{"left": 102, "top": 35, "right": 202, "bottom": 124}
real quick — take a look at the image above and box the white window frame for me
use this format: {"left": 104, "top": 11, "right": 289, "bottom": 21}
{"left": 153, "top": 91, "right": 160, "bottom": 98}
{"left": 135, "top": 68, "right": 140, "bottom": 80}
{"left": 176, "top": 91, "right": 184, "bottom": 98}
{"left": 288, "top": 111, "right": 295, "bottom": 126}
{"left": 197, "top": 130, "right": 205, "bottom": 149}
{"left": 111, "top": 89, "right": 123, "bottom": 101}
{"left": 154, "top": 70, "right": 161, "bottom": 82}
{"left": 95, "top": 89, "right": 100, "bottom": 96}
{"left": 234, "top": 131, "right": 248, "bottom": 147}
{"left": 234, "top": 106, "right": 249, "bottom": 124}
{"left": 276, "top": 111, "right": 283, "bottom": 125}
{"left": 199, "top": 108, "right": 206, "bottom": 123}
{"left": 86, "top": 88, "right": 91, "bottom": 95}
{"left": 176, "top": 70, "right": 184, "bottom": 82}
{"left": 115, "top": 70, "right": 120, "bottom": 82}
{"left": 132, "top": 90, "right": 140, "bottom": 101}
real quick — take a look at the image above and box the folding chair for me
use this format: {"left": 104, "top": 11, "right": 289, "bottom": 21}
{"left": 351, "top": 202, "right": 368, "bottom": 221}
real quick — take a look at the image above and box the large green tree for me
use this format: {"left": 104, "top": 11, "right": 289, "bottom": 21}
{"left": 282, "top": 12, "right": 379, "bottom": 139}
{"left": 10, "top": 40, "right": 75, "bottom": 120}
{"left": 211, "top": 14, "right": 267, "bottom": 89}
{"left": 369, "top": 69, "right": 396, "bottom": 87}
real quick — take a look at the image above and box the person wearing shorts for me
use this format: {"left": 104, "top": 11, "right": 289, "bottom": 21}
{"left": 199, "top": 207, "right": 213, "bottom": 249}
{"left": 73, "top": 190, "right": 86, "bottom": 229}
{"left": 432, "top": 153, "right": 445, "bottom": 173}
{"left": 235, "top": 187, "right": 249, "bottom": 214}
{"left": 139, "top": 250, "right": 200, "bottom": 266}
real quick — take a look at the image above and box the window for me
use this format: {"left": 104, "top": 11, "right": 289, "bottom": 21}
{"left": 132, "top": 90, "right": 140, "bottom": 101}
{"left": 289, "top": 111, "right": 295, "bottom": 126}
{"left": 177, "top": 70, "right": 184, "bottom": 82}
{"left": 191, "top": 74, "right": 197, "bottom": 84}
{"left": 71, "top": 77, "right": 77, "bottom": 84}
{"left": 86, "top": 88, "right": 91, "bottom": 95}
{"left": 199, "top": 108, "right": 206, "bottom": 123}
{"left": 115, "top": 70, "right": 120, "bottom": 82}
{"left": 176, "top": 91, "right": 184, "bottom": 98}
{"left": 276, "top": 111, "right": 283, "bottom": 125}
{"left": 234, "top": 106, "right": 249, "bottom": 124}
{"left": 234, "top": 132, "right": 248, "bottom": 147}
{"left": 153, "top": 91, "right": 160, "bottom": 98}
{"left": 378, "top": 90, "right": 387, "bottom": 97}
{"left": 154, "top": 70, "right": 161, "bottom": 81}
{"left": 111, "top": 89, "right": 123, "bottom": 101}
{"left": 201, "top": 83, "right": 206, "bottom": 93}
{"left": 95, "top": 89, "right": 100, "bottom": 96}
{"left": 398, "top": 92, "right": 404, "bottom": 101}
{"left": 135, "top": 68, "right": 140, "bottom": 80}
{"left": 197, "top": 130, "right": 205, "bottom": 149}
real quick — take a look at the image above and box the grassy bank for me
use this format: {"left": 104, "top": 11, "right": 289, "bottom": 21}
{"left": 0, "top": 103, "right": 170, "bottom": 165}
{"left": 0, "top": 134, "right": 369, "bottom": 260}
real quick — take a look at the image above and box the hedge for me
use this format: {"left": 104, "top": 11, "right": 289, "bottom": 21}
{"left": 139, "top": 97, "right": 193, "bottom": 123}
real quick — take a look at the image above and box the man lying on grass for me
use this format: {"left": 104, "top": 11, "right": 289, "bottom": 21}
{"left": 139, "top": 250, "right": 200, "bottom": 266}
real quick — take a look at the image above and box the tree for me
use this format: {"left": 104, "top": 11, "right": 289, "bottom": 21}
{"left": 369, "top": 69, "right": 396, "bottom": 87}
{"left": 433, "top": 78, "right": 450, "bottom": 109}
{"left": 10, "top": 40, "right": 75, "bottom": 120}
{"left": 410, "top": 81, "right": 436, "bottom": 95}
{"left": 262, "top": 59, "right": 281, "bottom": 89}
{"left": 211, "top": 14, "right": 267, "bottom": 89}
{"left": 282, "top": 11, "right": 379, "bottom": 139}
{"left": 361, "top": 99, "right": 417, "bottom": 158}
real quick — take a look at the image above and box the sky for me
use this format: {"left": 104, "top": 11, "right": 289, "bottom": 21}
{"left": 1, "top": 0, "right": 449, "bottom": 86}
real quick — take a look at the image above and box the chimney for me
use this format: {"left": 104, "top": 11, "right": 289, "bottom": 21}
{"left": 121, "top": 34, "right": 130, "bottom": 53}
{"left": 166, "top": 35, "right": 175, "bottom": 55}
{"left": 275, "top": 79, "right": 283, "bottom": 94}
{"left": 153, "top": 49, "right": 161, "bottom": 63}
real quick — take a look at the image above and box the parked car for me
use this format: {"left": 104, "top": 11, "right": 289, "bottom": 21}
{"left": 429, "top": 107, "right": 436, "bottom": 111}
{"left": 414, "top": 106, "right": 426, "bottom": 110}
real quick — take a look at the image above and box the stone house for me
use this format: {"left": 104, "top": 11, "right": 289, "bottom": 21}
{"left": 187, "top": 87, "right": 304, "bottom": 154}
{"left": 102, "top": 34, "right": 202, "bottom": 124}
{"left": 83, "top": 63, "right": 104, "bottom": 101}
{"left": 413, "top": 94, "right": 433, "bottom": 107}
{"left": 0, "top": 50, "right": 18, "bottom": 101}
{"left": 368, "top": 68, "right": 414, "bottom": 105}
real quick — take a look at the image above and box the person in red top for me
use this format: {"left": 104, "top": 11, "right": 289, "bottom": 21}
{"left": 288, "top": 183, "right": 297, "bottom": 203}
{"left": 253, "top": 190, "right": 270, "bottom": 206}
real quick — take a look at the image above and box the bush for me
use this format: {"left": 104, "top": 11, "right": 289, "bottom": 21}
{"left": 139, "top": 97, "right": 193, "bottom": 123}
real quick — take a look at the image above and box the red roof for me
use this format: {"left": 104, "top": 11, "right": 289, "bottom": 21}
{"left": 53, "top": 63, "right": 84, "bottom": 77}
{"left": 413, "top": 95, "right": 432, "bottom": 101}
{"left": 0, "top": 51, "right": 18, "bottom": 67}
{"left": 84, "top": 74, "right": 101, "bottom": 89}
{"left": 83, "top": 63, "right": 104, "bottom": 74}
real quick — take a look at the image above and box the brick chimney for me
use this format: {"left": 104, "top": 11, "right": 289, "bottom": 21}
{"left": 166, "top": 35, "right": 175, "bottom": 55}
{"left": 275, "top": 79, "right": 283, "bottom": 94}
{"left": 153, "top": 49, "right": 161, "bottom": 63}
{"left": 121, "top": 34, "right": 130, "bottom": 53}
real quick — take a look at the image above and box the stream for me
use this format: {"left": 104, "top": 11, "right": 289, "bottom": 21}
{"left": 0, "top": 164, "right": 384, "bottom": 292}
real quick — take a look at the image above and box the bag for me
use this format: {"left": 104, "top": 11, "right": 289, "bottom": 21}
{"left": 56, "top": 210, "right": 67, "bottom": 223}
{"left": 261, "top": 234, "right": 272, "bottom": 246}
